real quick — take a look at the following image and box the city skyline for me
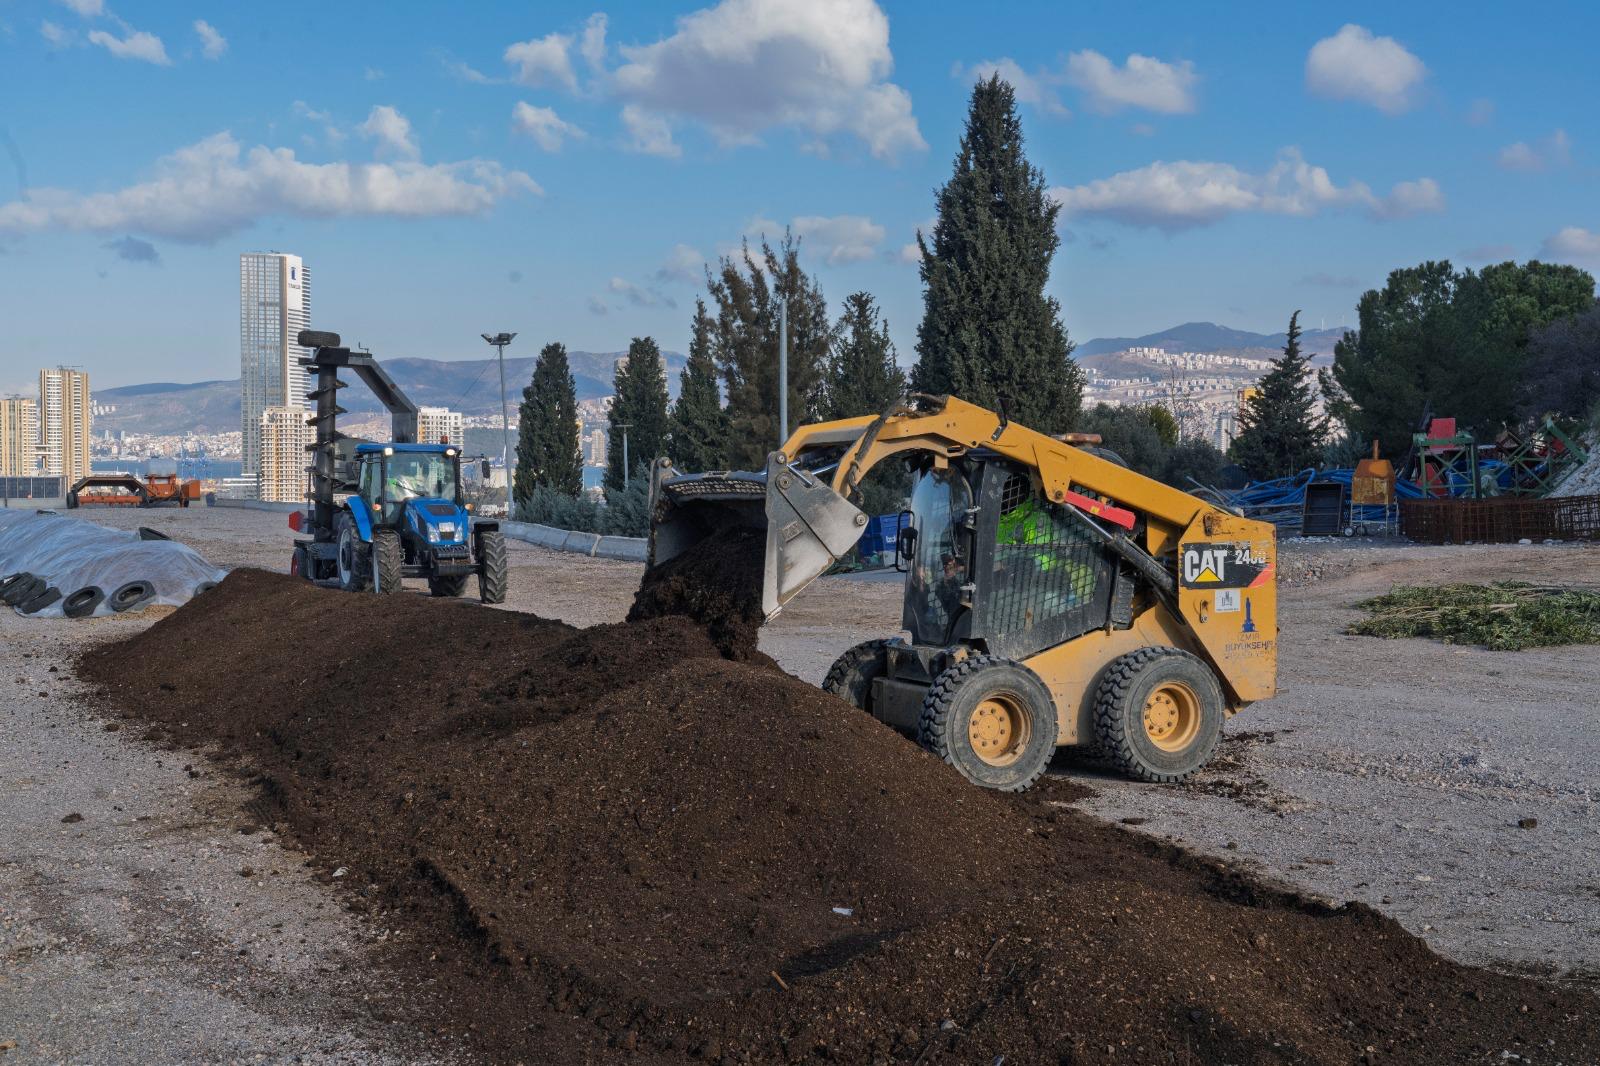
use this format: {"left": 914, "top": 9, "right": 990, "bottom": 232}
{"left": 2, "top": 1, "right": 1596, "bottom": 392}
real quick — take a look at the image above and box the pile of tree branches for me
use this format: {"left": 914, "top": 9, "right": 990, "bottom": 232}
{"left": 1347, "top": 581, "right": 1600, "bottom": 650}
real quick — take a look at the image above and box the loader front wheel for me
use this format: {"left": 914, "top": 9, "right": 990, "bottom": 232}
{"left": 918, "top": 655, "right": 1057, "bottom": 792}
{"left": 372, "top": 530, "right": 404, "bottom": 595}
{"left": 1093, "top": 647, "right": 1224, "bottom": 783}
{"left": 477, "top": 531, "right": 508, "bottom": 604}
{"left": 822, "top": 639, "right": 893, "bottom": 718}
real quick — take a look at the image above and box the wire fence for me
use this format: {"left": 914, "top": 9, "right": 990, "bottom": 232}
{"left": 1399, "top": 495, "right": 1600, "bottom": 544}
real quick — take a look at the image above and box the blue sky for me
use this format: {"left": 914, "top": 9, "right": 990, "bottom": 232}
{"left": 2, "top": 0, "right": 1597, "bottom": 390}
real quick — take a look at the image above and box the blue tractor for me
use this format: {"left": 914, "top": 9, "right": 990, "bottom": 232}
{"left": 289, "top": 331, "right": 508, "bottom": 603}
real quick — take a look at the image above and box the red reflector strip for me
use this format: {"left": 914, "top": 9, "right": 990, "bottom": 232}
{"left": 1062, "top": 489, "right": 1136, "bottom": 530}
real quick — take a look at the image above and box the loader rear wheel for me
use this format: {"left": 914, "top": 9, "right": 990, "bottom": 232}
{"left": 477, "top": 531, "right": 507, "bottom": 604}
{"left": 822, "top": 639, "right": 893, "bottom": 717}
{"left": 429, "top": 574, "right": 469, "bottom": 597}
{"left": 372, "top": 531, "right": 403, "bottom": 595}
{"left": 918, "top": 655, "right": 1057, "bottom": 792}
{"left": 1093, "top": 647, "right": 1224, "bottom": 783}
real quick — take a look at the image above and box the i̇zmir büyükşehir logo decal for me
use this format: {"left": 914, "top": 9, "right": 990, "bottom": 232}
{"left": 1178, "top": 542, "right": 1272, "bottom": 590}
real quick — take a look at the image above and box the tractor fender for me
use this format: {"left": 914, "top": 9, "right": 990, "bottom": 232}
{"left": 344, "top": 498, "right": 377, "bottom": 542}
{"left": 471, "top": 518, "right": 500, "bottom": 534}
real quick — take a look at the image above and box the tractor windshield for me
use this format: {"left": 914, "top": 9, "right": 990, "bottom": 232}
{"left": 385, "top": 452, "right": 458, "bottom": 503}
{"left": 902, "top": 467, "right": 972, "bottom": 646}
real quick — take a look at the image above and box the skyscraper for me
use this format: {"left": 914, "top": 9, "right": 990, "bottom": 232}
{"left": 0, "top": 397, "right": 39, "bottom": 477}
{"left": 240, "top": 252, "right": 311, "bottom": 490}
{"left": 258, "top": 405, "right": 314, "bottom": 504}
{"left": 38, "top": 368, "right": 91, "bottom": 485}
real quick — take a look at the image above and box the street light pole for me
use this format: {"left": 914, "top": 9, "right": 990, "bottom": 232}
{"left": 481, "top": 332, "right": 517, "bottom": 514}
{"left": 616, "top": 423, "right": 633, "bottom": 488}
{"left": 778, "top": 295, "right": 789, "bottom": 446}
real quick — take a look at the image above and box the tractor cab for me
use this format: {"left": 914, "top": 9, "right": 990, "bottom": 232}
{"left": 353, "top": 443, "right": 464, "bottom": 528}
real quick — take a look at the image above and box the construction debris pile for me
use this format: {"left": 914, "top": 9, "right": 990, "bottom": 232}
{"left": 1349, "top": 581, "right": 1600, "bottom": 650}
{"left": 80, "top": 569, "right": 1597, "bottom": 1064}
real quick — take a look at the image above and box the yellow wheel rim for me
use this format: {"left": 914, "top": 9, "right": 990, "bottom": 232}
{"left": 969, "top": 694, "right": 1030, "bottom": 768}
{"left": 1142, "top": 683, "right": 1200, "bottom": 753}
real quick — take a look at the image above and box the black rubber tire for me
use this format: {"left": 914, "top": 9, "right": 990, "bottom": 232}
{"left": 1092, "top": 647, "right": 1225, "bottom": 783}
{"left": 109, "top": 580, "right": 155, "bottom": 613}
{"left": 822, "top": 639, "right": 894, "bottom": 717}
{"left": 137, "top": 526, "right": 170, "bottom": 541}
{"left": 917, "top": 655, "right": 1058, "bottom": 792}
{"left": 372, "top": 530, "right": 404, "bottom": 595}
{"left": 290, "top": 545, "right": 310, "bottom": 581}
{"left": 336, "top": 513, "right": 371, "bottom": 592}
{"left": 62, "top": 586, "right": 105, "bottom": 618}
{"left": 19, "top": 586, "right": 62, "bottom": 615}
{"left": 65, "top": 492, "right": 79, "bottom": 509}
{"left": 0, "top": 573, "right": 31, "bottom": 597}
{"left": 428, "top": 573, "right": 470, "bottom": 597}
{"left": 193, "top": 581, "right": 218, "bottom": 597}
{"left": 477, "top": 530, "right": 507, "bottom": 604}
{"left": 3, "top": 575, "right": 44, "bottom": 607}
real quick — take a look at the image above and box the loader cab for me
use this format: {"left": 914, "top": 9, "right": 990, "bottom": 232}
{"left": 901, "top": 454, "right": 1124, "bottom": 661}
{"left": 354, "top": 444, "right": 463, "bottom": 526}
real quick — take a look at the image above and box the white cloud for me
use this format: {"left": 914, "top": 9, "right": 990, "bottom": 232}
{"left": 359, "top": 105, "right": 420, "bottom": 160}
{"left": 364, "top": 67, "right": 385, "bottom": 81}
{"left": 88, "top": 27, "right": 170, "bottom": 65}
{"left": 444, "top": 58, "right": 498, "bottom": 84}
{"left": 1466, "top": 98, "right": 1495, "bottom": 126}
{"left": 621, "top": 105, "right": 680, "bottom": 158}
{"left": 0, "top": 132, "right": 540, "bottom": 243}
{"left": 1542, "top": 227, "right": 1600, "bottom": 260}
{"left": 293, "top": 100, "right": 345, "bottom": 144}
{"left": 504, "top": 30, "right": 577, "bottom": 91}
{"left": 1064, "top": 50, "right": 1197, "bottom": 114}
{"left": 194, "top": 20, "right": 226, "bottom": 60}
{"left": 580, "top": 13, "right": 607, "bottom": 70}
{"left": 1305, "top": 24, "right": 1425, "bottom": 114}
{"left": 790, "top": 214, "right": 884, "bottom": 264}
{"left": 1497, "top": 129, "right": 1571, "bottom": 172}
{"left": 656, "top": 242, "right": 705, "bottom": 283}
{"left": 610, "top": 0, "right": 923, "bottom": 161}
{"left": 955, "top": 58, "right": 1068, "bottom": 117}
{"left": 1049, "top": 148, "right": 1441, "bottom": 230}
{"left": 55, "top": 0, "right": 102, "bottom": 16}
{"left": 608, "top": 276, "right": 676, "bottom": 308}
{"left": 897, "top": 242, "right": 922, "bottom": 264}
{"left": 512, "top": 102, "right": 585, "bottom": 152}
{"left": 40, "top": 20, "right": 71, "bottom": 46}
{"left": 588, "top": 295, "right": 610, "bottom": 316}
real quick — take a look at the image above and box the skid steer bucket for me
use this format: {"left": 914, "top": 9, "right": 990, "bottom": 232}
{"left": 647, "top": 454, "right": 869, "bottom": 618}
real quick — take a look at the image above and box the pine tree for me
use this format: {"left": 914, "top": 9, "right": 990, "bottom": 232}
{"left": 513, "top": 341, "right": 583, "bottom": 511}
{"left": 1229, "top": 311, "right": 1326, "bottom": 480}
{"left": 706, "top": 232, "right": 829, "bottom": 469}
{"left": 668, "top": 299, "right": 729, "bottom": 472}
{"left": 913, "top": 75, "right": 1083, "bottom": 434}
{"left": 824, "top": 291, "right": 906, "bottom": 420}
{"left": 605, "top": 336, "right": 670, "bottom": 492}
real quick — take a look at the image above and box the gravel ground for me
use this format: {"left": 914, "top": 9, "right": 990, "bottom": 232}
{"left": 3, "top": 506, "right": 1596, "bottom": 1062}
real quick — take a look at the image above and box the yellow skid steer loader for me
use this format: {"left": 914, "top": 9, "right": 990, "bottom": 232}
{"left": 647, "top": 394, "right": 1277, "bottom": 791}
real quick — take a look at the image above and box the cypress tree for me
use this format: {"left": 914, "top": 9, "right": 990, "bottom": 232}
{"left": 706, "top": 232, "right": 829, "bottom": 469}
{"left": 513, "top": 341, "right": 583, "bottom": 511}
{"left": 1229, "top": 311, "right": 1326, "bottom": 480}
{"left": 913, "top": 75, "right": 1082, "bottom": 434}
{"left": 824, "top": 291, "right": 906, "bottom": 420}
{"left": 668, "top": 299, "right": 729, "bottom": 472}
{"left": 605, "top": 336, "right": 670, "bottom": 492}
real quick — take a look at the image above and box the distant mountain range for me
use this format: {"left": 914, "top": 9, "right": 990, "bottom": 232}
{"left": 99, "top": 322, "right": 1345, "bottom": 436}
{"left": 96, "top": 349, "right": 687, "bottom": 436}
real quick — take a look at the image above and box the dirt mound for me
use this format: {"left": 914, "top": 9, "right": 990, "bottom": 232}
{"left": 81, "top": 569, "right": 1599, "bottom": 1064}
{"left": 628, "top": 525, "right": 766, "bottom": 658}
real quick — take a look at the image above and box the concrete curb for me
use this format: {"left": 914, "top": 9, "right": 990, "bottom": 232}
{"left": 501, "top": 520, "right": 646, "bottom": 562}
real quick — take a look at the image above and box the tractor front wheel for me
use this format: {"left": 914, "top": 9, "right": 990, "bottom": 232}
{"left": 918, "top": 655, "right": 1058, "bottom": 792}
{"left": 477, "top": 530, "right": 508, "bottom": 604}
{"left": 1092, "top": 647, "right": 1224, "bottom": 783}
{"left": 372, "top": 531, "right": 404, "bottom": 595}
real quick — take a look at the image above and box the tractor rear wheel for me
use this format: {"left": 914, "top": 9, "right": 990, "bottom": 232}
{"left": 290, "top": 545, "right": 310, "bottom": 581}
{"left": 428, "top": 574, "right": 469, "bottom": 597}
{"left": 372, "top": 531, "right": 404, "bottom": 594}
{"left": 918, "top": 655, "right": 1058, "bottom": 792}
{"left": 822, "top": 639, "right": 893, "bottom": 719}
{"left": 477, "top": 530, "right": 508, "bottom": 604}
{"left": 1092, "top": 647, "right": 1223, "bottom": 783}
{"left": 336, "top": 516, "right": 370, "bottom": 592}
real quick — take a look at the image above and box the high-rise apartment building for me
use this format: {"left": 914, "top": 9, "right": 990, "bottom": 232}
{"left": 38, "top": 368, "right": 91, "bottom": 485}
{"left": 417, "top": 406, "right": 465, "bottom": 446}
{"left": 258, "top": 405, "right": 314, "bottom": 503}
{"left": 0, "top": 397, "right": 39, "bottom": 477}
{"left": 241, "top": 252, "right": 311, "bottom": 484}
